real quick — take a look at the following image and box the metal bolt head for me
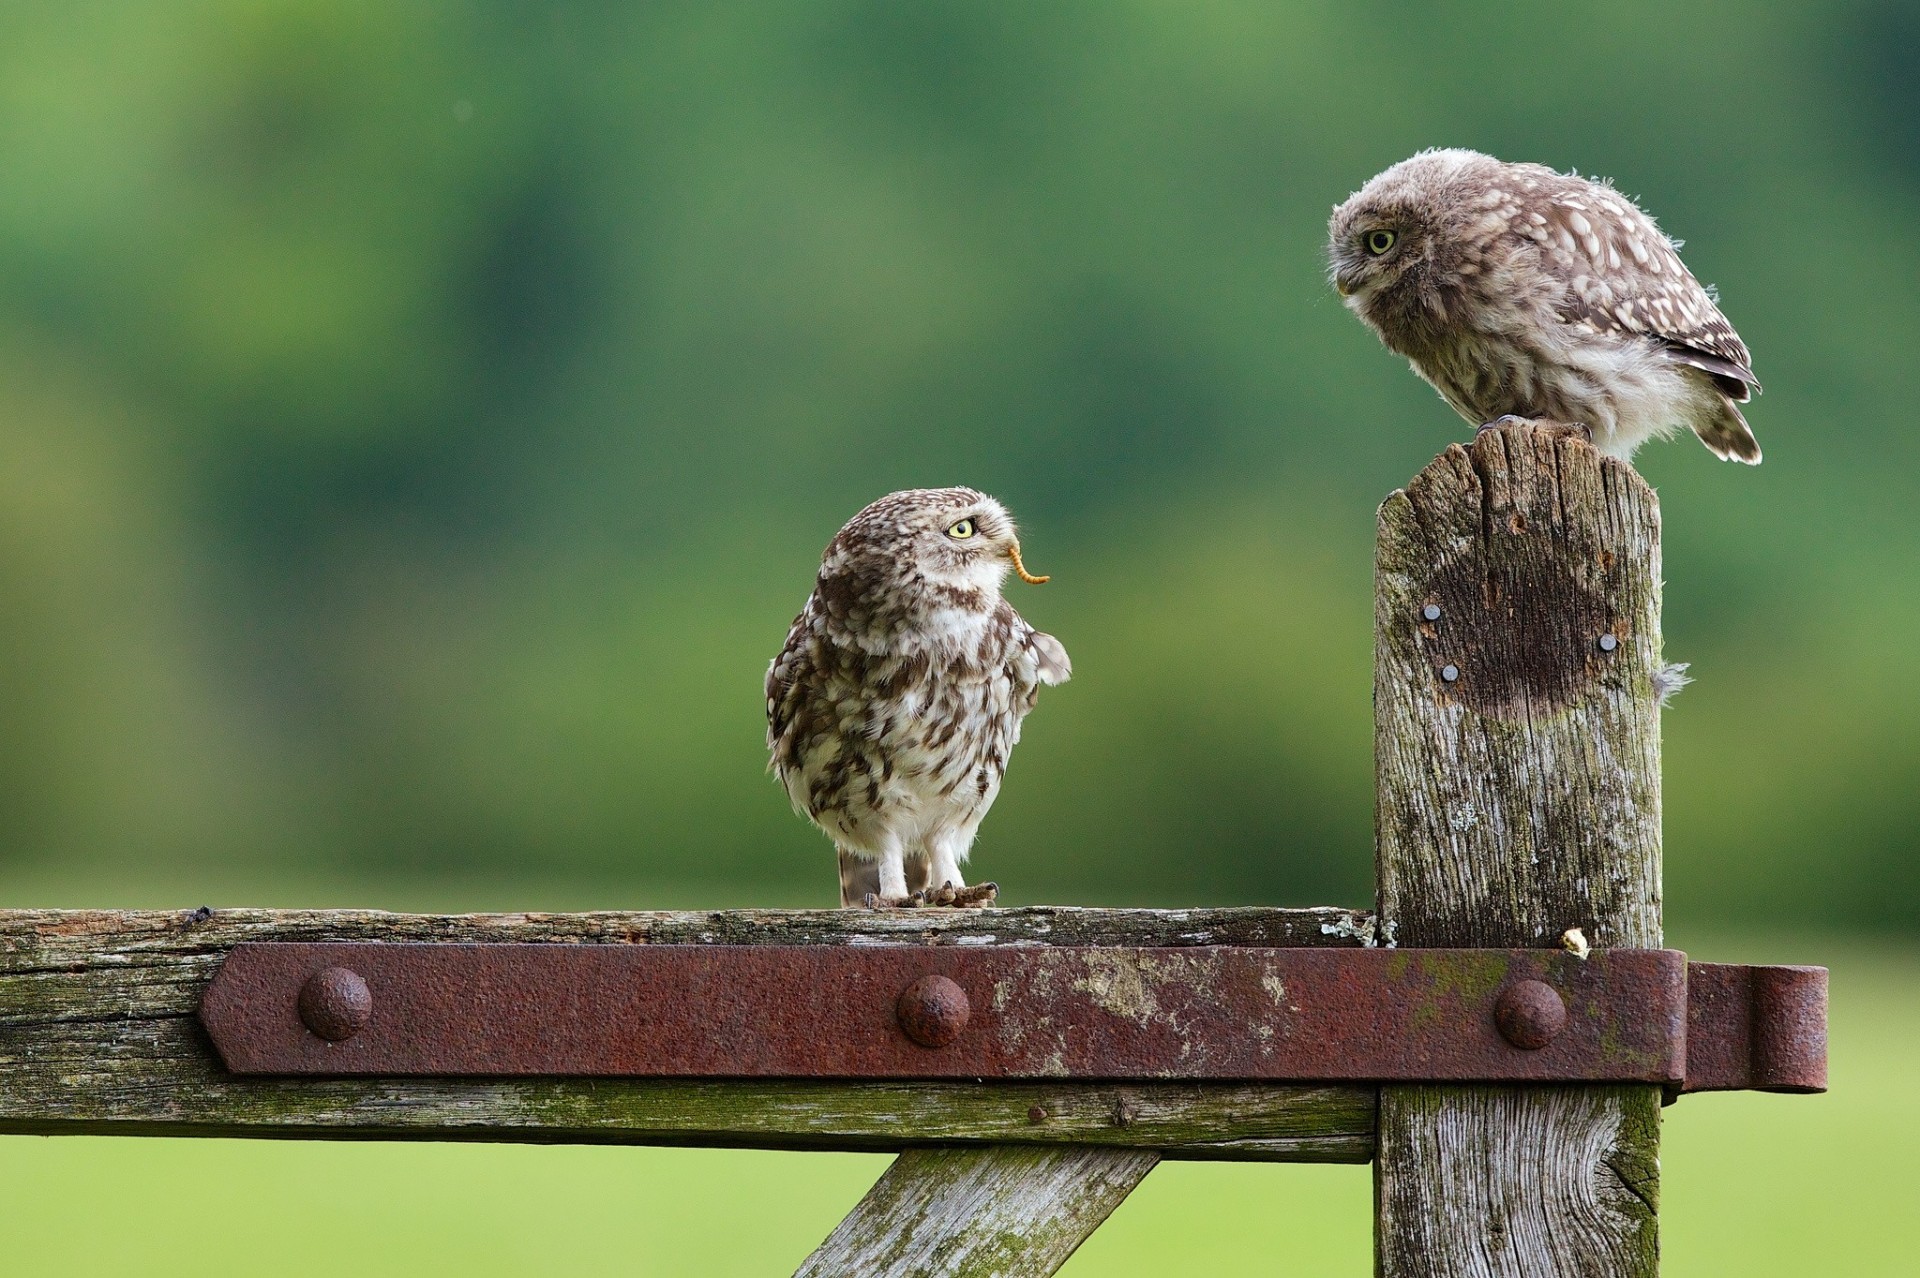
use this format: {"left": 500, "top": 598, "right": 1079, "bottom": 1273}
{"left": 1441, "top": 664, "right": 1460, "bottom": 683}
{"left": 298, "top": 967, "right": 373, "bottom": 1042}
{"left": 896, "top": 975, "right": 970, "bottom": 1048}
{"left": 1421, "top": 604, "right": 1442, "bottom": 622}
{"left": 1598, "top": 633, "right": 1619, "bottom": 653}
{"left": 1494, "top": 980, "right": 1567, "bottom": 1050}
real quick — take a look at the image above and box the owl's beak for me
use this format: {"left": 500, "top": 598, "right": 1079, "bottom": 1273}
{"left": 1006, "top": 541, "right": 1049, "bottom": 585}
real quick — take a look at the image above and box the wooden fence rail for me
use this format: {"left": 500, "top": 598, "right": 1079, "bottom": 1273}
{"left": 0, "top": 905, "right": 1375, "bottom": 1160}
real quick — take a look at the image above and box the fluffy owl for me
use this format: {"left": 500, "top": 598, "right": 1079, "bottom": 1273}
{"left": 766, "top": 488, "right": 1071, "bottom": 908}
{"left": 1328, "top": 148, "right": 1761, "bottom": 463}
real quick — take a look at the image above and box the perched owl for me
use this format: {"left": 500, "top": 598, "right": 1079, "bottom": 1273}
{"left": 766, "top": 488, "right": 1071, "bottom": 908}
{"left": 1328, "top": 149, "right": 1761, "bottom": 463}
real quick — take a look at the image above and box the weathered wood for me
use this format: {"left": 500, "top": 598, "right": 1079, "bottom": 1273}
{"left": 0, "top": 906, "right": 1374, "bottom": 1160}
{"left": 795, "top": 1145, "right": 1158, "bottom": 1278}
{"left": 0, "top": 903, "right": 1369, "bottom": 952}
{"left": 1373, "top": 426, "right": 1663, "bottom": 1277}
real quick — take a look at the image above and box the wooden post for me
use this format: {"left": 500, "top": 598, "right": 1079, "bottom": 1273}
{"left": 1373, "top": 426, "right": 1663, "bottom": 1276}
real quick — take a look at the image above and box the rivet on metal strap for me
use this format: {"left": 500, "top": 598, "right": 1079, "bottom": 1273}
{"left": 896, "top": 975, "right": 970, "bottom": 1048}
{"left": 298, "top": 967, "right": 372, "bottom": 1042}
{"left": 1494, "top": 980, "right": 1567, "bottom": 1050}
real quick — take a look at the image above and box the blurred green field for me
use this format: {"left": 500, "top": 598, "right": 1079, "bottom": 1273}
{"left": 3, "top": 0, "right": 1919, "bottom": 929}
{"left": 2, "top": 934, "right": 1906, "bottom": 1276}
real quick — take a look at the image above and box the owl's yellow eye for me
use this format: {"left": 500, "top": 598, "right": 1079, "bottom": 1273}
{"left": 1365, "top": 229, "right": 1397, "bottom": 256}
{"left": 947, "top": 518, "right": 977, "bottom": 539}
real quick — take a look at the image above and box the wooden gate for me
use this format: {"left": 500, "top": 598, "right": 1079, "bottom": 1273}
{"left": 0, "top": 426, "right": 1826, "bottom": 1276}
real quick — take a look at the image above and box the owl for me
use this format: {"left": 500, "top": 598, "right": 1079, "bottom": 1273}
{"left": 766, "top": 488, "right": 1071, "bottom": 908}
{"left": 1328, "top": 149, "right": 1761, "bottom": 463}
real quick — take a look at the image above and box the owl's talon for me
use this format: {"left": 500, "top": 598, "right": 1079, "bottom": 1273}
{"left": 949, "top": 882, "right": 998, "bottom": 909}
{"left": 1477, "top": 414, "right": 1537, "bottom": 435}
{"left": 1476, "top": 417, "right": 1594, "bottom": 448}
{"left": 1539, "top": 420, "right": 1596, "bottom": 447}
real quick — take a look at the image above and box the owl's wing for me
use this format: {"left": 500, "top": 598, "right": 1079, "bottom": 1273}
{"left": 997, "top": 603, "right": 1071, "bottom": 702}
{"left": 1028, "top": 631, "right": 1071, "bottom": 687}
{"left": 765, "top": 611, "right": 815, "bottom": 756}
{"left": 1538, "top": 194, "right": 1760, "bottom": 402}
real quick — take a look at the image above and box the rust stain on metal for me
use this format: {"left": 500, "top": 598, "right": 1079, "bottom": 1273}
{"left": 202, "top": 944, "right": 1715, "bottom": 1084}
{"left": 197, "top": 945, "right": 1827, "bottom": 1093}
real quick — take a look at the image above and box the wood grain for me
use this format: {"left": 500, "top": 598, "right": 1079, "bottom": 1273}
{"left": 0, "top": 905, "right": 1374, "bottom": 1159}
{"left": 795, "top": 1145, "right": 1158, "bottom": 1278}
{"left": 1372, "top": 426, "right": 1663, "bottom": 1276}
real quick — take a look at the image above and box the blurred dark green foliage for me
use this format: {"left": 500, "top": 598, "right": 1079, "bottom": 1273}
{"left": 1, "top": 0, "right": 1914, "bottom": 924}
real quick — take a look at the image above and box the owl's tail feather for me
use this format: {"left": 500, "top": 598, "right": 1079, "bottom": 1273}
{"left": 1695, "top": 397, "right": 1762, "bottom": 465}
{"left": 837, "top": 849, "right": 932, "bottom": 907}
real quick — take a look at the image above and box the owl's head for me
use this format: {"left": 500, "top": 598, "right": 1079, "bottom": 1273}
{"left": 1328, "top": 148, "right": 1496, "bottom": 330}
{"left": 826, "top": 487, "right": 1048, "bottom": 604}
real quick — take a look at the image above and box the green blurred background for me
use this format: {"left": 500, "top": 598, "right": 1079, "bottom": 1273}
{"left": 1, "top": 1, "right": 1913, "bottom": 1272}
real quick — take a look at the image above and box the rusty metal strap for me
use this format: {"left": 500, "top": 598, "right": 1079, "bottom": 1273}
{"left": 197, "top": 944, "right": 1825, "bottom": 1094}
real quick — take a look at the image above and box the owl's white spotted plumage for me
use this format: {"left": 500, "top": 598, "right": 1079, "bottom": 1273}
{"left": 1329, "top": 149, "right": 1762, "bottom": 463}
{"left": 766, "top": 488, "right": 1070, "bottom": 908}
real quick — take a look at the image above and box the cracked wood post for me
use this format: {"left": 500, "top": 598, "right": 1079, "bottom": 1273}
{"left": 1373, "top": 425, "right": 1663, "bottom": 1277}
